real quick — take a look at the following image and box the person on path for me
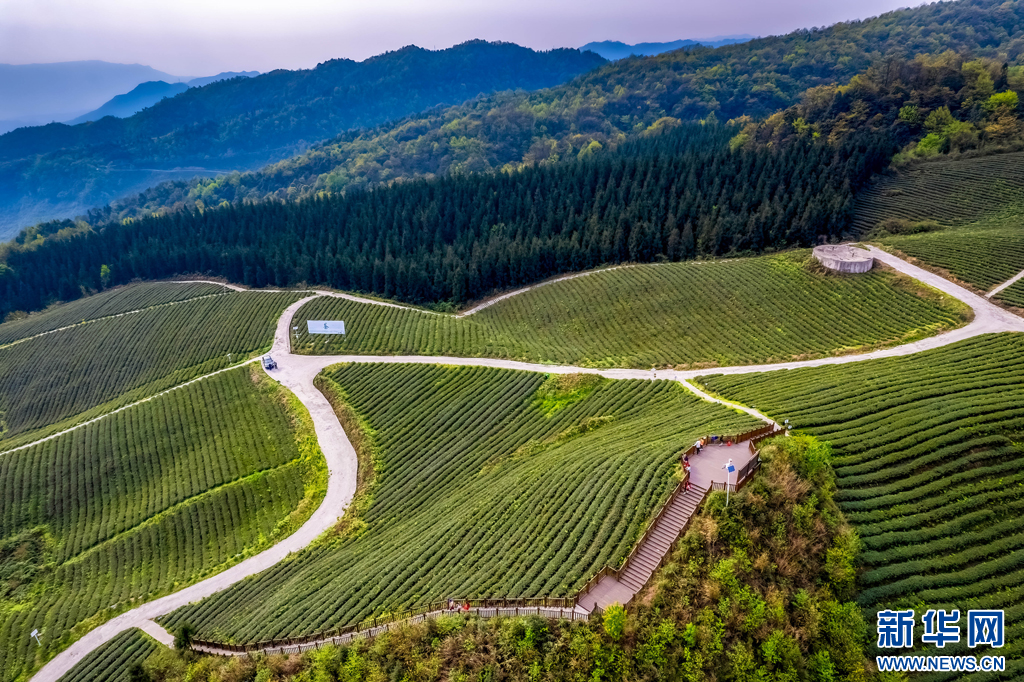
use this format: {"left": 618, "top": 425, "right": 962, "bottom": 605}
{"left": 463, "top": 600, "right": 471, "bottom": 612}
{"left": 448, "top": 598, "right": 455, "bottom": 612}
{"left": 693, "top": 439, "right": 702, "bottom": 453}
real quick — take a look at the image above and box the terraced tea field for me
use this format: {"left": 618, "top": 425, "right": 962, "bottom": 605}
{"left": 853, "top": 152, "right": 1024, "bottom": 232}
{"left": 698, "top": 334, "right": 1024, "bottom": 671}
{"left": 997, "top": 278, "right": 1024, "bottom": 308}
{"left": 160, "top": 364, "right": 758, "bottom": 643}
{"left": 878, "top": 209, "right": 1024, "bottom": 291}
{"left": 0, "top": 367, "right": 325, "bottom": 682}
{"left": 0, "top": 291, "right": 301, "bottom": 445}
{"left": 293, "top": 253, "right": 968, "bottom": 368}
{"left": 56, "top": 629, "right": 158, "bottom": 682}
{"left": 0, "top": 281, "right": 228, "bottom": 346}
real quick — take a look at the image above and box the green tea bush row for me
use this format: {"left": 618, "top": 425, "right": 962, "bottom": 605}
{"left": 697, "top": 333, "right": 1024, "bottom": 615}
{"left": 58, "top": 628, "right": 158, "bottom": 682}
{"left": 839, "top": 446, "right": 1019, "bottom": 510}
{"left": 0, "top": 367, "right": 321, "bottom": 682}
{"left": 291, "top": 253, "right": 965, "bottom": 368}
{"left": 161, "top": 363, "right": 759, "bottom": 644}
{"left": 854, "top": 152, "right": 1024, "bottom": 238}
{"left": 997, "top": 277, "right": 1024, "bottom": 308}
{"left": 0, "top": 281, "right": 227, "bottom": 346}
{"left": 0, "top": 291, "right": 300, "bottom": 440}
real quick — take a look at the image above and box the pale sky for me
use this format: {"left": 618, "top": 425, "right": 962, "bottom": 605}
{"left": 0, "top": 0, "right": 927, "bottom": 76}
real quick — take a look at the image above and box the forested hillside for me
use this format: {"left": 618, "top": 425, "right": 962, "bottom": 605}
{"left": 0, "top": 42, "right": 605, "bottom": 237}
{"left": 73, "top": 0, "right": 1024, "bottom": 227}
{"left": 0, "top": 125, "right": 894, "bottom": 316}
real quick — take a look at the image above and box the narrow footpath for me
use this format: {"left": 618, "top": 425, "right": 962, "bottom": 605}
{"left": 29, "top": 247, "right": 1024, "bottom": 681}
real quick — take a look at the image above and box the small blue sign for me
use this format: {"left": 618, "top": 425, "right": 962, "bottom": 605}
{"left": 727, "top": 464, "right": 735, "bottom": 473}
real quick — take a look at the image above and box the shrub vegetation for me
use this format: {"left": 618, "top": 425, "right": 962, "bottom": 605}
{"left": 57, "top": 629, "right": 158, "bottom": 682}
{"left": 130, "top": 436, "right": 869, "bottom": 682}
{"left": 854, "top": 153, "right": 1024, "bottom": 233}
{"left": 874, "top": 206, "right": 1024, "bottom": 290}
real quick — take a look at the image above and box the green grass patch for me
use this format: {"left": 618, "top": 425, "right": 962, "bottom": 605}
{"left": 533, "top": 373, "right": 604, "bottom": 417}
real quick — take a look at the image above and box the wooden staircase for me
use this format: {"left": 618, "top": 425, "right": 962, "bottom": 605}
{"left": 576, "top": 484, "right": 707, "bottom": 612}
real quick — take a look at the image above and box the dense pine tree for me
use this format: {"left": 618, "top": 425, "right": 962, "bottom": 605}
{"left": 0, "top": 125, "right": 894, "bottom": 316}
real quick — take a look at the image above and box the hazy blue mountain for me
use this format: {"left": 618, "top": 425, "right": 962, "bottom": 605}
{"left": 66, "top": 81, "right": 188, "bottom": 124}
{"left": 67, "top": 72, "right": 260, "bottom": 125}
{"left": 0, "top": 41, "right": 605, "bottom": 239}
{"left": 0, "top": 61, "right": 182, "bottom": 133}
{"left": 580, "top": 36, "right": 753, "bottom": 60}
{"left": 186, "top": 71, "right": 259, "bottom": 88}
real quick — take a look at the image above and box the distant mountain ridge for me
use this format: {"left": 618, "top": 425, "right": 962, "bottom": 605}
{"left": 0, "top": 41, "right": 606, "bottom": 239}
{"left": 61, "top": 0, "right": 1024, "bottom": 234}
{"left": 66, "top": 72, "right": 260, "bottom": 125}
{"left": 580, "top": 36, "right": 753, "bottom": 60}
{"left": 0, "top": 61, "right": 182, "bottom": 134}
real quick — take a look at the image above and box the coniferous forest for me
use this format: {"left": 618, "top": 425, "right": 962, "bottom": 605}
{"left": 0, "top": 125, "right": 894, "bottom": 316}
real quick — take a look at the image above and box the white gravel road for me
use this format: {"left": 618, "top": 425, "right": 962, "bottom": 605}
{"left": 28, "top": 246, "right": 1024, "bottom": 681}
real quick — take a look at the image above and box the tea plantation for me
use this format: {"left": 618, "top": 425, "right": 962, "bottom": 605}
{"left": 997, "top": 278, "right": 1024, "bottom": 308}
{"left": 0, "top": 367, "right": 326, "bottom": 682}
{"left": 877, "top": 208, "right": 1024, "bottom": 291}
{"left": 292, "top": 253, "right": 967, "bottom": 368}
{"left": 853, "top": 152, "right": 1024, "bottom": 232}
{"left": 0, "top": 290, "right": 301, "bottom": 446}
{"left": 698, "top": 333, "right": 1024, "bottom": 671}
{"left": 56, "top": 629, "right": 157, "bottom": 682}
{"left": 160, "top": 364, "right": 758, "bottom": 643}
{"left": 0, "top": 282, "right": 228, "bottom": 346}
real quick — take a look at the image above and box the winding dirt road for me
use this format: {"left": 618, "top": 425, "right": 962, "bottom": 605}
{"left": 29, "top": 247, "right": 1024, "bottom": 681}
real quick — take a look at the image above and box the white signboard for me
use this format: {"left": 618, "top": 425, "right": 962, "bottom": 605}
{"left": 307, "top": 320, "right": 346, "bottom": 335}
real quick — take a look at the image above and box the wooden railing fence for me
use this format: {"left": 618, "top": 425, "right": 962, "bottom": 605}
{"left": 577, "top": 470, "right": 694, "bottom": 602}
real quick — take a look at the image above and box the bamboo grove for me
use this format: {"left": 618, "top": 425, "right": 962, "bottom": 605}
{"left": 0, "top": 125, "right": 894, "bottom": 317}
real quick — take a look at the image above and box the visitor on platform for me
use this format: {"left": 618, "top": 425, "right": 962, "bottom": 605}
{"left": 463, "top": 600, "right": 471, "bottom": 612}
{"left": 693, "top": 439, "right": 703, "bottom": 453}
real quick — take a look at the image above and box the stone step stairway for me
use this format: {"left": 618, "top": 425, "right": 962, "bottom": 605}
{"left": 577, "top": 484, "right": 707, "bottom": 612}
